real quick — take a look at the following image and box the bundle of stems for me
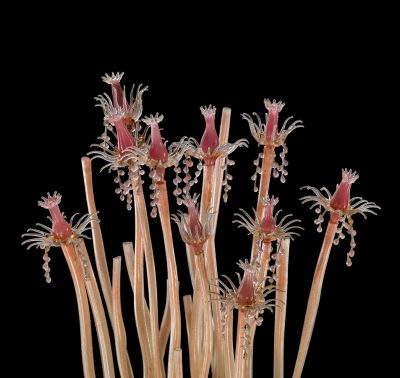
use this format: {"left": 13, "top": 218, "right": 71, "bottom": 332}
{"left": 22, "top": 75, "right": 379, "bottom": 378}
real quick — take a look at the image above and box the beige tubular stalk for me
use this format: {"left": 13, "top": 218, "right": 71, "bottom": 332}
{"left": 76, "top": 241, "right": 115, "bottom": 378}
{"left": 207, "top": 107, "right": 232, "bottom": 377}
{"left": 195, "top": 163, "right": 214, "bottom": 377}
{"left": 188, "top": 275, "right": 201, "bottom": 376}
{"left": 133, "top": 184, "right": 164, "bottom": 378}
{"left": 195, "top": 253, "right": 213, "bottom": 378}
{"left": 112, "top": 256, "right": 133, "bottom": 378}
{"left": 60, "top": 243, "right": 95, "bottom": 378}
{"left": 274, "top": 238, "right": 290, "bottom": 378}
{"left": 250, "top": 144, "right": 275, "bottom": 262}
{"left": 159, "top": 281, "right": 171, "bottom": 360}
{"left": 234, "top": 310, "right": 248, "bottom": 378}
{"left": 81, "top": 157, "right": 113, "bottom": 319}
{"left": 82, "top": 157, "right": 135, "bottom": 376}
{"left": 183, "top": 295, "right": 192, "bottom": 341}
{"left": 223, "top": 310, "right": 235, "bottom": 377}
{"left": 293, "top": 220, "right": 338, "bottom": 378}
{"left": 156, "top": 182, "right": 182, "bottom": 377}
{"left": 123, "top": 242, "right": 153, "bottom": 377}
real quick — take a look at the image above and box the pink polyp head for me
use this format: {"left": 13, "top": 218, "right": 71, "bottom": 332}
{"left": 142, "top": 114, "right": 168, "bottom": 163}
{"left": 264, "top": 99, "right": 285, "bottom": 145}
{"left": 143, "top": 114, "right": 168, "bottom": 182}
{"left": 237, "top": 269, "right": 256, "bottom": 306}
{"left": 200, "top": 105, "right": 219, "bottom": 163}
{"left": 260, "top": 196, "right": 279, "bottom": 236}
{"left": 111, "top": 82, "right": 124, "bottom": 108}
{"left": 148, "top": 123, "right": 168, "bottom": 163}
{"left": 102, "top": 72, "right": 125, "bottom": 108}
{"left": 330, "top": 169, "right": 359, "bottom": 210}
{"left": 187, "top": 202, "right": 203, "bottom": 237}
{"left": 38, "top": 192, "right": 72, "bottom": 241}
{"left": 113, "top": 118, "right": 136, "bottom": 152}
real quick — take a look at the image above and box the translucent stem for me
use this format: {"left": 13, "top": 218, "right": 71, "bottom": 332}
{"left": 123, "top": 242, "right": 153, "bottom": 377}
{"left": 200, "top": 165, "right": 213, "bottom": 222}
{"left": 82, "top": 157, "right": 135, "bottom": 375}
{"left": 112, "top": 256, "right": 133, "bottom": 378}
{"left": 76, "top": 241, "right": 115, "bottom": 378}
{"left": 160, "top": 281, "right": 171, "bottom": 360}
{"left": 183, "top": 295, "right": 192, "bottom": 340}
{"left": 199, "top": 165, "right": 217, "bottom": 374}
{"left": 245, "top": 240, "right": 271, "bottom": 376}
{"left": 223, "top": 310, "right": 235, "bottom": 378}
{"left": 60, "top": 243, "right": 95, "bottom": 378}
{"left": 258, "top": 241, "right": 271, "bottom": 282}
{"left": 274, "top": 238, "right": 290, "bottom": 378}
{"left": 293, "top": 220, "right": 338, "bottom": 378}
{"left": 185, "top": 244, "right": 196, "bottom": 290}
{"left": 209, "top": 107, "right": 232, "bottom": 230}
{"left": 208, "top": 107, "right": 232, "bottom": 377}
{"left": 188, "top": 273, "right": 202, "bottom": 377}
{"left": 133, "top": 182, "right": 164, "bottom": 378}
{"left": 195, "top": 253, "right": 211, "bottom": 303}
{"left": 234, "top": 310, "right": 246, "bottom": 378}
{"left": 173, "top": 348, "right": 183, "bottom": 377}
{"left": 251, "top": 145, "right": 275, "bottom": 261}
{"left": 195, "top": 253, "right": 213, "bottom": 377}
{"left": 81, "top": 157, "right": 113, "bottom": 319}
{"left": 156, "top": 181, "right": 182, "bottom": 378}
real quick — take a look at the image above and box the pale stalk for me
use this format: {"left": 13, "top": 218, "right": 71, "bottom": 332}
{"left": 243, "top": 352, "right": 250, "bottom": 378}
{"left": 122, "top": 241, "right": 151, "bottom": 338}
{"left": 197, "top": 161, "right": 215, "bottom": 376}
{"left": 195, "top": 253, "right": 213, "bottom": 378}
{"left": 199, "top": 165, "right": 213, "bottom": 222}
{"left": 258, "top": 241, "right": 271, "bottom": 282}
{"left": 247, "top": 145, "right": 275, "bottom": 376}
{"left": 76, "top": 241, "right": 115, "bottom": 378}
{"left": 209, "top": 107, "right": 232, "bottom": 230}
{"left": 223, "top": 310, "right": 235, "bottom": 378}
{"left": 200, "top": 163, "right": 224, "bottom": 378}
{"left": 188, "top": 273, "right": 202, "bottom": 377}
{"left": 250, "top": 144, "right": 275, "bottom": 261}
{"left": 247, "top": 338, "right": 255, "bottom": 378}
{"left": 185, "top": 244, "right": 196, "bottom": 289}
{"left": 82, "top": 157, "right": 134, "bottom": 376}
{"left": 195, "top": 253, "right": 211, "bottom": 303}
{"left": 174, "top": 348, "right": 183, "bottom": 377}
{"left": 81, "top": 157, "right": 113, "bottom": 319}
{"left": 183, "top": 295, "right": 194, "bottom": 376}
{"left": 234, "top": 310, "right": 247, "bottom": 378}
{"left": 159, "top": 280, "right": 171, "bottom": 359}
{"left": 274, "top": 238, "right": 290, "bottom": 378}
{"left": 156, "top": 181, "right": 182, "bottom": 378}
{"left": 183, "top": 295, "right": 192, "bottom": 341}
{"left": 199, "top": 163, "right": 213, "bottom": 284}
{"left": 245, "top": 241, "right": 271, "bottom": 377}
{"left": 195, "top": 165, "right": 214, "bottom": 375}
{"left": 133, "top": 182, "right": 163, "bottom": 378}
{"left": 292, "top": 220, "right": 339, "bottom": 378}
{"left": 122, "top": 241, "right": 151, "bottom": 343}
{"left": 207, "top": 107, "right": 232, "bottom": 377}
{"left": 123, "top": 242, "right": 153, "bottom": 377}
{"left": 112, "top": 257, "right": 133, "bottom": 378}
{"left": 60, "top": 242, "right": 95, "bottom": 378}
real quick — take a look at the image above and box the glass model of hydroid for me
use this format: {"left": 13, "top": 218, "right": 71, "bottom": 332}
{"left": 22, "top": 73, "right": 379, "bottom": 378}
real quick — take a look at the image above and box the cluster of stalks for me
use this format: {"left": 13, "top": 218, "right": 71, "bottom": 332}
{"left": 22, "top": 73, "right": 379, "bottom": 377}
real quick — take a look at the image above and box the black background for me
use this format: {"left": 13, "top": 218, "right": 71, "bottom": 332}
{"left": 6, "top": 8, "right": 396, "bottom": 378}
